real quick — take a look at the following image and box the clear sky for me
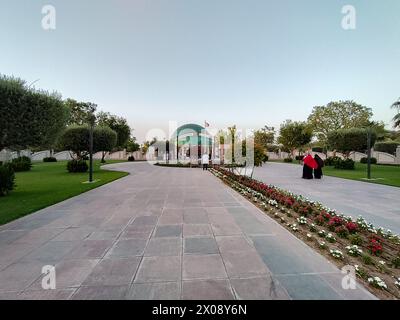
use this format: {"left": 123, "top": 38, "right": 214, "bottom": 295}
{"left": 1, "top": 0, "right": 399, "bottom": 142}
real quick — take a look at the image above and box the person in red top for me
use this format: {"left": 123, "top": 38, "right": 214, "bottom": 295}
{"left": 302, "top": 153, "right": 318, "bottom": 179}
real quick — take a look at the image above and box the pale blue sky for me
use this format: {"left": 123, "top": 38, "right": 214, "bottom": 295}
{"left": 1, "top": 0, "right": 399, "bottom": 142}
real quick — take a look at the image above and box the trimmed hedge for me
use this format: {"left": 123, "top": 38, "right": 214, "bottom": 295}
{"left": 360, "top": 157, "right": 377, "bottom": 164}
{"left": 284, "top": 158, "right": 293, "bottom": 163}
{"left": 0, "top": 163, "right": 15, "bottom": 196}
{"left": 374, "top": 141, "right": 399, "bottom": 155}
{"left": 11, "top": 156, "right": 32, "bottom": 172}
{"left": 128, "top": 156, "right": 135, "bottom": 161}
{"left": 334, "top": 158, "right": 355, "bottom": 170}
{"left": 67, "top": 160, "right": 88, "bottom": 173}
{"left": 43, "top": 157, "right": 57, "bottom": 162}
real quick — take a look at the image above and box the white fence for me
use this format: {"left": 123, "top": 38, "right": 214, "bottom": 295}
{"left": 0, "top": 149, "right": 146, "bottom": 162}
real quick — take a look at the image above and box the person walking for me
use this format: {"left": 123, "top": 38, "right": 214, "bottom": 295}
{"left": 313, "top": 154, "right": 324, "bottom": 179}
{"left": 302, "top": 153, "right": 318, "bottom": 179}
{"left": 201, "top": 152, "right": 209, "bottom": 171}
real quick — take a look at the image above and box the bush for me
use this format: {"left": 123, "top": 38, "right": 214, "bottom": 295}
{"left": 263, "top": 154, "right": 269, "bottom": 162}
{"left": 295, "top": 155, "right": 303, "bottom": 161}
{"left": 392, "top": 256, "right": 400, "bottom": 268}
{"left": 128, "top": 156, "right": 135, "bottom": 161}
{"left": 349, "top": 234, "right": 363, "bottom": 246}
{"left": 312, "top": 147, "right": 324, "bottom": 153}
{"left": 0, "top": 163, "right": 15, "bottom": 196}
{"left": 334, "top": 158, "right": 355, "bottom": 170}
{"left": 11, "top": 156, "right": 32, "bottom": 172}
{"left": 43, "top": 157, "right": 57, "bottom": 162}
{"left": 284, "top": 158, "right": 293, "bottom": 163}
{"left": 374, "top": 141, "right": 399, "bottom": 155}
{"left": 67, "top": 160, "right": 88, "bottom": 173}
{"left": 324, "top": 156, "right": 340, "bottom": 166}
{"left": 360, "top": 157, "right": 377, "bottom": 164}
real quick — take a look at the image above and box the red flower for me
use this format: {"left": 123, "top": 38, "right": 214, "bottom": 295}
{"left": 345, "top": 222, "right": 358, "bottom": 234}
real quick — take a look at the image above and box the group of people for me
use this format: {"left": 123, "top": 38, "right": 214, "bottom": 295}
{"left": 302, "top": 153, "right": 324, "bottom": 179}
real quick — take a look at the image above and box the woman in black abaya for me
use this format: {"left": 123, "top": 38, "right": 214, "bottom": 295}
{"left": 314, "top": 154, "right": 324, "bottom": 179}
{"left": 302, "top": 154, "right": 317, "bottom": 179}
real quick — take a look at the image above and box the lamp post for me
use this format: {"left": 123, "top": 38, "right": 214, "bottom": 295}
{"left": 88, "top": 106, "right": 96, "bottom": 183}
{"left": 367, "top": 127, "right": 372, "bottom": 180}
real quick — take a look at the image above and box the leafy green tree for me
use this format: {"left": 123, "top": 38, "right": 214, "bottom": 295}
{"left": 0, "top": 75, "right": 68, "bottom": 151}
{"left": 96, "top": 111, "right": 131, "bottom": 149}
{"left": 392, "top": 98, "right": 400, "bottom": 128}
{"left": 94, "top": 126, "right": 117, "bottom": 162}
{"left": 277, "top": 120, "right": 313, "bottom": 158}
{"left": 241, "top": 140, "right": 267, "bottom": 167}
{"left": 58, "top": 125, "right": 116, "bottom": 161}
{"left": 65, "top": 99, "right": 97, "bottom": 126}
{"left": 327, "top": 128, "right": 377, "bottom": 157}
{"left": 126, "top": 137, "right": 140, "bottom": 153}
{"left": 307, "top": 101, "right": 372, "bottom": 144}
{"left": 254, "top": 126, "right": 275, "bottom": 149}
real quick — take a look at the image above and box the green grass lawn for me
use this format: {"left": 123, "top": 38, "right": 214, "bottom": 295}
{"left": 323, "top": 163, "right": 400, "bottom": 187}
{"left": 0, "top": 160, "right": 128, "bottom": 225}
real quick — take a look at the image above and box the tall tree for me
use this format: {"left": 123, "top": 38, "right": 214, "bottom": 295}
{"left": 64, "top": 99, "right": 97, "bottom": 126}
{"left": 392, "top": 98, "right": 400, "bottom": 128}
{"left": 96, "top": 111, "right": 131, "bottom": 149}
{"left": 126, "top": 137, "right": 140, "bottom": 153}
{"left": 254, "top": 126, "right": 275, "bottom": 149}
{"left": 327, "top": 128, "right": 377, "bottom": 158}
{"left": 307, "top": 101, "right": 372, "bottom": 143}
{"left": 277, "top": 120, "right": 313, "bottom": 158}
{"left": 0, "top": 75, "right": 68, "bottom": 151}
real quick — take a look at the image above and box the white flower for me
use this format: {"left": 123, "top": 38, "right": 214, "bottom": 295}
{"left": 378, "top": 260, "right": 386, "bottom": 266}
{"left": 368, "top": 276, "right": 387, "bottom": 289}
{"left": 297, "top": 216, "right": 307, "bottom": 225}
{"left": 330, "top": 249, "right": 343, "bottom": 259}
{"left": 346, "top": 245, "right": 363, "bottom": 257}
{"left": 395, "top": 277, "right": 400, "bottom": 288}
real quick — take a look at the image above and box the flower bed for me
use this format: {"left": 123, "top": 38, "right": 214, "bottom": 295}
{"left": 210, "top": 166, "right": 400, "bottom": 299}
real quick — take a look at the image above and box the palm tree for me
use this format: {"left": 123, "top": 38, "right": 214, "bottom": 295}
{"left": 392, "top": 98, "right": 400, "bottom": 128}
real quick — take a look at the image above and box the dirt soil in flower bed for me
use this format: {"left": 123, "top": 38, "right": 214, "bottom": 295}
{"left": 210, "top": 167, "right": 400, "bottom": 300}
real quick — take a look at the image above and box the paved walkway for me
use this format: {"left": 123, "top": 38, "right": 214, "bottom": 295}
{"left": 253, "top": 163, "right": 400, "bottom": 234}
{"left": 0, "top": 162, "right": 375, "bottom": 300}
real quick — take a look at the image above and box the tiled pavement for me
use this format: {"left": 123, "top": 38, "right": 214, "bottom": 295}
{"left": 253, "top": 162, "right": 400, "bottom": 234}
{"left": 0, "top": 162, "right": 376, "bottom": 300}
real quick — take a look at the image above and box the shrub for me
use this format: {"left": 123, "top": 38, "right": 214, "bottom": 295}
{"left": 334, "top": 158, "right": 355, "bottom": 170}
{"left": 360, "top": 157, "right": 377, "bottom": 164}
{"left": 67, "top": 160, "right": 88, "bottom": 173}
{"left": 361, "top": 253, "right": 373, "bottom": 265}
{"left": 349, "top": 234, "right": 363, "bottom": 246}
{"left": 283, "top": 158, "right": 293, "bottom": 163}
{"left": 324, "top": 156, "right": 340, "bottom": 166}
{"left": 295, "top": 155, "right": 303, "bottom": 161}
{"left": 43, "top": 157, "right": 57, "bottom": 162}
{"left": 263, "top": 154, "right": 269, "bottom": 162}
{"left": 0, "top": 163, "right": 15, "bottom": 196}
{"left": 392, "top": 256, "right": 400, "bottom": 268}
{"left": 128, "top": 156, "right": 135, "bottom": 161}
{"left": 312, "top": 147, "right": 324, "bottom": 153}
{"left": 11, "top": 156, "right": 32, "bottom": 172}
{"left": 374, "top": 141, "right": 399, "bottom": 155}
{"left": 335, "top": 225, "right": 349, "bottom": 238}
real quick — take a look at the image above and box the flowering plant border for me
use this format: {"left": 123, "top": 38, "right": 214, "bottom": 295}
{"left": 210, "top": 166, "right": 400, "bottom": 299}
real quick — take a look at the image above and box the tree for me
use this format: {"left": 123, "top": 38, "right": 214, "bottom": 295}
{"left": 327, "top": 128, "right": 377, "bottom": 157}
{"left": 65, "top": 99, "right": 97, "bottom": 126}
{"left": 277, "top": 120, "right": 313, "bottom": 158}
{"left": 0, "top": 74, "right": 68, "bottom": 151}
{"left": 58, "top": 125, "right": 117, "bottom": 161}
{"left": 307, "top": 101, "right": 372, "bottom": 144}
{"left": 96, "top": 111, "right": 131, "bottom": 149}
{"left": 254, "top": 126, "right": 275, "bottom": 149}
{"left": 241, "top": 140, "right": 267, "bottom": 167}
{"left": 141, "top": 137, "right": 158, "bottom": 155}
{"left": 94, "top": 126, "right": 117, "bottom": 162}
{"left": 392, "top": 98, "right": 400, "bottom": 128}
{"left": 126, "top": 137, "right": 140, "bottom": 153}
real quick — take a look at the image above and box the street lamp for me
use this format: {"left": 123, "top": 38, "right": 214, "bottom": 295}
{"left": 88, "top": 106, "right": 96, "bottom": 183}
{"left": 367, "top": 127, "right": 372, "bottom": 180}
